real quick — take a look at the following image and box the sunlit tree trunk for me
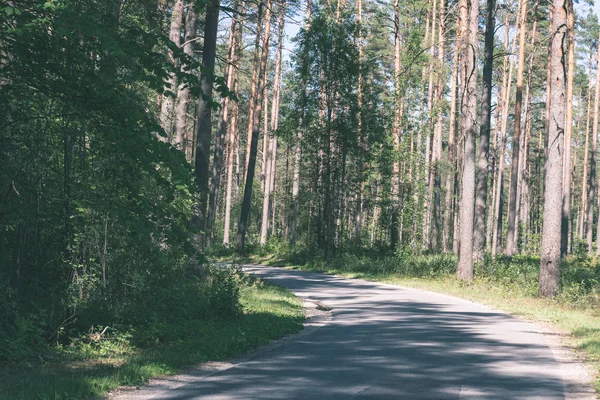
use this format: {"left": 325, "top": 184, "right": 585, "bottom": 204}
{"left": 579, "top": 72, "right": 592, "bottom": 239}
{"left": 289, "top": 0, "right": 311, "bottom": 245}
{"left": 245, "top": 4, "right": 265, "bottom": 177}
{"left": 423, "top": 0, "right": 438, "bottom": 247}
{"left": 587, "top": 35, "right": 600, "bottom": 253}
{"left": 391, "top": 0, "right": 402, "bottom": 248}
{"left": 208, "top": 0, "right": 240, "bottom": 242}
{"left": 173, "top": 3, "right": 198, "bottom": 152}
{"left": 457, "top": 0, "right": 479, "bottom": 281}
{"left": 260, "top": 4, "right": 285, "bottom": 244}
{"left": 430, "top": 0, "right": 445, "bottom": 251}
{"left": 443, "top": 17, "right": 460, "bottom": 253}
{"left": 540, "top": 0, "right": 567, "bottom": 297}
{"left": 237, "top": 0, "right": 272, "bottom": 251}
{"left": 561, "top": 0, "right": 574, "bottom": 255}
{"left": 492, "top": 9, "right": 518, "bottom": 257}
{"left": 505, "top": 0, "right": 527, "bottom": 256}
{"left": 473, "top": 0, "right": 495, "bottom": 261}
{"left": 355, "top": 0, "right": 364, "bottom": 244}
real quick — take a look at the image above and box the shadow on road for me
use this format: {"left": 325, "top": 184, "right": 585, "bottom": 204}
{"left": 152, "top": 267, "right": 571, "bottom": 399}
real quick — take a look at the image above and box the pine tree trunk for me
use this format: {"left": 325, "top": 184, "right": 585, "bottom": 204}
{"left": 289, "top": 0, "right": 312, "bottom": 245}
{"left": 391, "top": 0, "right": 402, "bottom": 249}
{"left": 355, "top": 0, "right": 364, "bottom": 244}
{"left": 593, "top": 35, "right": 600, "bottom": 254}
{"left": 207, "top": 0, "right": 240, "bottom": 242}
{"left": 173, "top": 3, "right": 198, "bottom": 152}
{"left": 443, "top": 19, "right": 460, "bottom": 253}
{"left": 237, "top": 0, "right": 272, "bottom": 251}
{"left": 587, "top": 36, "right": 600, "bottom": 253}
{"left": 517, "top": 8, "right": 538, "bottom": 252}
{"left": 431, "top": 0, "right": 445, "bottom": 251}
{"left": 580, "top": 76, "right": 592, "bottom": 239}
{"left": 473, "top": 0, "right": 495, "bottom": 261}
{"left": 492, "top": 12, "right": 518, "bottom": 257}
{"left": 223, "top": 21, "right": 242, "bottom": 246}
{"left": 160, "top": 0, "right": 184, "bottom": 142}
{"left": 561, "top": 0, "right": 574, "bottom": 255}
{"left": 457, "top": 0, "right": 479, "bottom": 281}
{"left": 260, "top": 4, "right": 285, "bottom": 244}
{"left": 193, "top": 0, "right": 221, "bottom": 250}
{"left": 422, "top": 0, "right": 438, "bottom": 248}
{"left": 245, "top": 4, "right": 265, "bottom": 178}
{"left": 505, "top": 0, "right": 528, "bottom": 256}
{"left": 540, "top": 0, "right": 567, "bottom": 297}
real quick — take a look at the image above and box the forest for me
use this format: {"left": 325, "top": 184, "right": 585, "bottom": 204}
{"left": 3, "top": 0, "right": 600, "bottom": 397}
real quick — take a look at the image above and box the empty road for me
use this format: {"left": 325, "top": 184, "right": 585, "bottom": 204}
{"left": 112, "top": 266, "right": 592, "bottom": 399}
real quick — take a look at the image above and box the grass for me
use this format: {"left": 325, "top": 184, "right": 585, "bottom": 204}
{"left": 0, "top": 278, "right": 304, "bottom": 400}
{"left": 235, "top": 249, "right": 600, "bottom": 394}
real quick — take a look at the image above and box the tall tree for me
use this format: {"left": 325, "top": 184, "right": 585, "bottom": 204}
{"left": 505, "top": 0, "right": 528, "bottom": 256}
{"left": 160, "top": 0, "right": 184, "bottom": 142}
{"left": 193, "top": 0, "right": 221, "bottom": 249}
{"left": 173, "top": 3, "right": 198, "bottom": 152}
{"left": 587, "top": 34, "right": 600, "bottom": 253}
{"left": 289, "top": 0, "right": 312, "bottom": 245}
{"left": 561, "top": 0, "right": 575, "bottom": 255}
{"left": 540, "top": 0, "right": 567, "bottom": 297}
{"left": 223, "top": 9, "right": 244, "bottom": 246}
{"left": 457, "top": 0, "right": 480, "bottom": 280}
{"left": 260, "top": 2, "right": 286, "bottom": 244}
{"left": 237, "top": 0, "right": 272, "bottom": 251}
{"left": 208, "top": 0, "right": 240, "bottom": 241}
{"left": 473, "top": 0, "right": 496, "bottom": 261}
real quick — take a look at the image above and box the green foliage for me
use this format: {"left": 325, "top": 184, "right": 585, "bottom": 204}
{"left": 0, "top": 0, "right": 221, "bottom": 368}
{"left": 0, "top": 276, "right": 304, "bottom": 400}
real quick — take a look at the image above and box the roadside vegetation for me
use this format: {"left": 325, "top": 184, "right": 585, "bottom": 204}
{"left": 208, "top": 241, "right": 600, "bottom": 392}
{"left": 0, "top": 266, "right": 304, "bottom": 400}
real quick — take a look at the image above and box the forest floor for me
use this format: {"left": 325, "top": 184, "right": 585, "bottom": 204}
{"left": 0, "top": 279, "right": 304, "bottom": 400}
{"left": 236, "top": 252, "right": 600, "bottom": 396}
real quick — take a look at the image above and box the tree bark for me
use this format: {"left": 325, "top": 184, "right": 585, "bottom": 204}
{"left": 391, "top": 0, "right": 402, "bottom": 249}
{"left": 443, "top": 16, "right": 460, "bottom": 253}
{"left": 587, "top": 35, "right": 600, "bottom": 253}
{"left": 223, "top": 15, "right": 243, "bottom": 246}
{"left": 457, "top": 0, "right": 479, "bottom": 281}
{"left": 260, "top": 4, "right": 285, "bottom": 244}
{"left": 245, "top": 4, "right": 265, "bottom": 178}
{"left": 290, "top": 0, "right": 312, "bottom": 245}
{"left": 193, "top": 0, "right": 221, "bottom": 249}
{"left": 237, "top": 0, "right": 272, "bottom": 251}
{"left": 173, "top": 3, "right": 198, "bottom": 153}
{"left": 561, "top": 0, "right": 574, "bottom": 255}
{"left": 355, "top": 0, "right": 364, "bottom": 244}
{"left": 539, "top": 0, "right": 567, "bottom": 297}
{"left": 505, "top": 0, "right": 528, "bottom": 256}
{"left": 160, "top": 0, "right": 184, "bottom": 142}
{"left": 492, "top": 10, "right": 518, "bottom": 257}
{"left": 579, "top": 71, "right": 592, "bottom": 239}
{"left": 473, "top": 0, "right": 495, "bottom": 261}
{"left": 207, "top": 0, "right": 240, "bottom": 242}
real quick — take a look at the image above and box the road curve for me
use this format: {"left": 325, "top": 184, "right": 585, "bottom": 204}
{"left": 112, "top": 266, "right": 592, "bottom": 399}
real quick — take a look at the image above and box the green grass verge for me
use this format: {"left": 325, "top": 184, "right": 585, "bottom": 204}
{"left": 0, "top": 279, "right": 304, "bottom": 400}
{"left": 243, "top": 252, "right": 600, "bottom": 394}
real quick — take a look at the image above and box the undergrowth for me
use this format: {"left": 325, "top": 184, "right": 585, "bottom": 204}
{"left": 0, "top": 266, "right": 304, "bottom": 400}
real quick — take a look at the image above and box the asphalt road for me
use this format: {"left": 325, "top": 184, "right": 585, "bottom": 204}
{"left": 111, "top": 266, "right": 589, "bottom": 399}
